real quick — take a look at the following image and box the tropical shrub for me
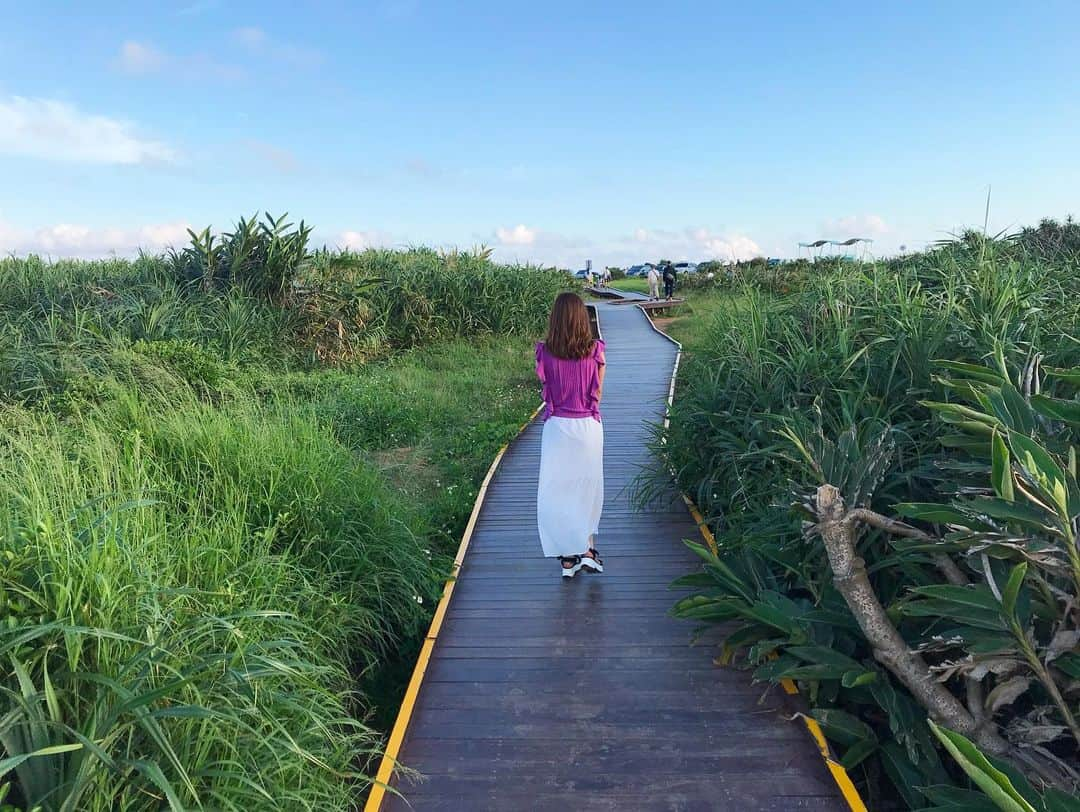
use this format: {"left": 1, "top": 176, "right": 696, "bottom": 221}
{"left": 309, "top": 246, "right": 565, "bottom": 352}
{"left": 168, "top": 213, "right": 313, "bottom": 302}
{"left": 660, "top": 229, "right": 1080, "bottom": 807}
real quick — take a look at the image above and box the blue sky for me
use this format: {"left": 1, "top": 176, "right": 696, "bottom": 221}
{"left": 2, "top": 0, "right": 1078, "bottom": 266}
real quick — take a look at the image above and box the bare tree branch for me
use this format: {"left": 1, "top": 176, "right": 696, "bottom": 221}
{"left": 844, "top": 507, "right": 968, "bottom": 585}
{"left": 815, "top": 485, "right": 1009, "bottom": 754}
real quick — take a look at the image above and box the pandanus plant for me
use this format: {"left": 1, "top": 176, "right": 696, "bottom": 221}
{"left": 673, "top": 354, "right": 1080, "bottom": 806}
{"left": 808, "top": 354, "right": 1080, "bottom": 795}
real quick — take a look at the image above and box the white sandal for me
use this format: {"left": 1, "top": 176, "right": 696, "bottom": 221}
{"left": 559, "top": 555, "right": 583, "bottom": 578}
{"left": 580, "top": 548, "right": 603, "bottom": 573}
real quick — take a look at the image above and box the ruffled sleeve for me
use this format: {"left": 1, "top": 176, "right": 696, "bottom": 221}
{"left": 535, "top": 342, "right": 546, "bottom": 382}
{"left": 535, "top": 342, "right": 551, "bottom": 418}
{"left": 587, "top": 340, "right": 605, "bottom": 420}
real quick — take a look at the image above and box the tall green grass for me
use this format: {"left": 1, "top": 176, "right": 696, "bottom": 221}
{"left": 2, "top": 387, "right": 428, "bottom": 808}
{"left": 0, "top": 232, "right": 562, "bottom": 809}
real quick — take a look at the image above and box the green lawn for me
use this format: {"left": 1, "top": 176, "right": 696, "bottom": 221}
{"left": 609, "top": 277, "right": 649, "bottom": 293}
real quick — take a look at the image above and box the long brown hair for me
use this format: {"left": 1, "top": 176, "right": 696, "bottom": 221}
{"left": 544, "top": 292, "right": 594, "bottom": 359}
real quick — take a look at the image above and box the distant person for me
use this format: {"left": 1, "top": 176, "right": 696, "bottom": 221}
{"left": 602, "top": 267, "right": 612, "bottom": 286}
{"left": 535, "top": 292, "right": 605, "bottom": 579}
{"left": 585, "top": 267, "right": 594, "bottom": 286}
{"left": 663, "top": 262, "right": 677, "bottom": 300}
{"left": 647, "top": 265, "right": 660, "bottom": 299}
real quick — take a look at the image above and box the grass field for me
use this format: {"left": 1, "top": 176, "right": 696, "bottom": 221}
{"left": 609, "top": 277, "right": 649, "bottom": 294}
{"left": 0, "top": 224, "right": 567, "bottom": 810}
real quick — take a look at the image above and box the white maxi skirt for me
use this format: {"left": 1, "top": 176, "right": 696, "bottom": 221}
{"left": 537, "top": 416, "right": 604, "bottom": 557}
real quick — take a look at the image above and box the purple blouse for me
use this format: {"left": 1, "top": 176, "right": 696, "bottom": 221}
{"left": 535, "top": 339, "right": 606, "bottom": 421}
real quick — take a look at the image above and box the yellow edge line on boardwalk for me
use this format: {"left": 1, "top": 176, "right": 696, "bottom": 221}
{"left": 364, "top": 401, "right": 546, "bottom": 811}
{"left": 636, "top": 301, "right": 869, "bottom": 812}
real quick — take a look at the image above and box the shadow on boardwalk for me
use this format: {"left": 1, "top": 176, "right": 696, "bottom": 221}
{"left": 379, "top": 303, "right": 845, "bottom": 811}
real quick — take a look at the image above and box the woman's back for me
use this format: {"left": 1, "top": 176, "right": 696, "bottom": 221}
{"left": 535, "top": 339, "right": 606, "bottom": 421}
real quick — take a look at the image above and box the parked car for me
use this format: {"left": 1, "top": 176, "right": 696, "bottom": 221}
{"left": 626, "top": 263, "right": 656, "bottom": 277}
{"left": 673, "top": 262, "right": 698, "bottom": 275}
{"left": 573, "top": 269, "right": 591, "bottom": 280}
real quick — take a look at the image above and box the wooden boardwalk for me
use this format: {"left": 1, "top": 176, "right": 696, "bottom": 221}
{"left": 375, "top": 303, "right": 846, "bottom": 811}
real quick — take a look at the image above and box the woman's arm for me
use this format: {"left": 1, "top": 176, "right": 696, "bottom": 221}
{"left": 596, "top": 352, "right": 606, "bottom": 403}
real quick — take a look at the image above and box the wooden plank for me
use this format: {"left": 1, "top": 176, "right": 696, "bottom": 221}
{"left": 370, "top": 303, "right": 849, "bottom": 810}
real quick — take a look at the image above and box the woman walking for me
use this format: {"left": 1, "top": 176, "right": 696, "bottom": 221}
{"left": 646, "top": 264, "right": 660, "bottom": 300}
{"left": 535, "top": 293, "right": 605, "bottom": 578}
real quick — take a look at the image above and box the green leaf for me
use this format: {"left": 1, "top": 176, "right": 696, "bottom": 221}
{"left": 808, "top": 709, "right": 877, "bottom": 747}
{"left": 1000, "top": 562, "right": 1027, "bottom": 620}
{"left": 1051, "top": 652, "right": 1080, "bottom": 679}
{"left": 880, "top": 740, "right": 930, "bottom": 810}
{"left": 1008, "top": 432, "right": 1068, "bottom": 517}
{"left": 1030, "top": 394, "right": 1080, "bottom": 427}
{"left": 786, "top": 645, "right": 864, "bottom": 671}
{"left": 841, "top": 669, "right": 877, "bottom": 688}
{"left": 741, "top": 603, "right": 799, "bottom": 634}
{"left": 838, "top": 738, "right": 878, "bottom": 770}
{"left": 0, "top": 743, "right": 83, "bottom": 778}
{"left": 928, "top": 721, "right": 1037, "bottom": 812}
{"left": 781, "top": 664, "right": 851, "bottom": 680}
{"left": 1044, "top": 366, "right": 1080, "bottom": 385}
{"left": 909, "top": 584, "right": 1001, "bottom": 612}
{"left": 671, "top": 596, "right": 741, "bottom": 622}
{"left": 922, "top": 401, "right": 1004, "bottom": 428}
{"left": 753, "top": 654, "right": 801, "bottom": 683}
{"left": 919, "top": 785, "right": 1001, "bottom": 811}
{"left": 123, "top": 757, "right": 185, "bottom": 810}
{"left": 721, "top": 625, "right": 770, "bottom": 652}
{"left": 999, "top": 383, "right": 1035, "bottom": 434}
{"left": 933, "top": 361, "right": 1008, "bottom": 385}
{"left": 991, "top": 431, "right": 1015, "bottom": 502}
{"left": 894, "top": 502, "right": 974, "bottom": 525}
{"left": 966, "top": 497, "right": 1052, "bottom": 528}
{"left": 1043, "top": 788, "right": 1080, "bottom": 812}
{"left": 932, "top": 626, "right": 1016, "bottom": 653}
{"left": 901, "top": 602, "right": 1008, "bottom": 630}
{"left": 669, "top": 572, "right": 719, "bottom": 589}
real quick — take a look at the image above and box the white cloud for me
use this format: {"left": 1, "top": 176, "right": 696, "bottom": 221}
{"left": 494, "top": 224, "right": 537, "bottom": 246}
{"left": 112, "top": 40, "right": 246, "bottom": 82}
{"left": 690, "top": 229, "right": 763, "bottom": 262}
{"left": 116, "top": 40, "right": 166, "bottom": 74}
{"left": 232, "top": 27, "right": 324, "bottom": 68}
{"left": 630, "top": 227, "right": 762, "bottom": 263}
{"left": 0, "top": 218, "right": 191, "bottom": 258}
{"left": 489, "top": 225, "right": 764, "bottom": 268}
{"left": 336, "top": 229, "right": 393, "bottom": 251}
{"left": 819, "top": 214, "right": 889, "bottom": 240}
{"left": 0, "top": 96, "right": 176, "bottom": 165}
